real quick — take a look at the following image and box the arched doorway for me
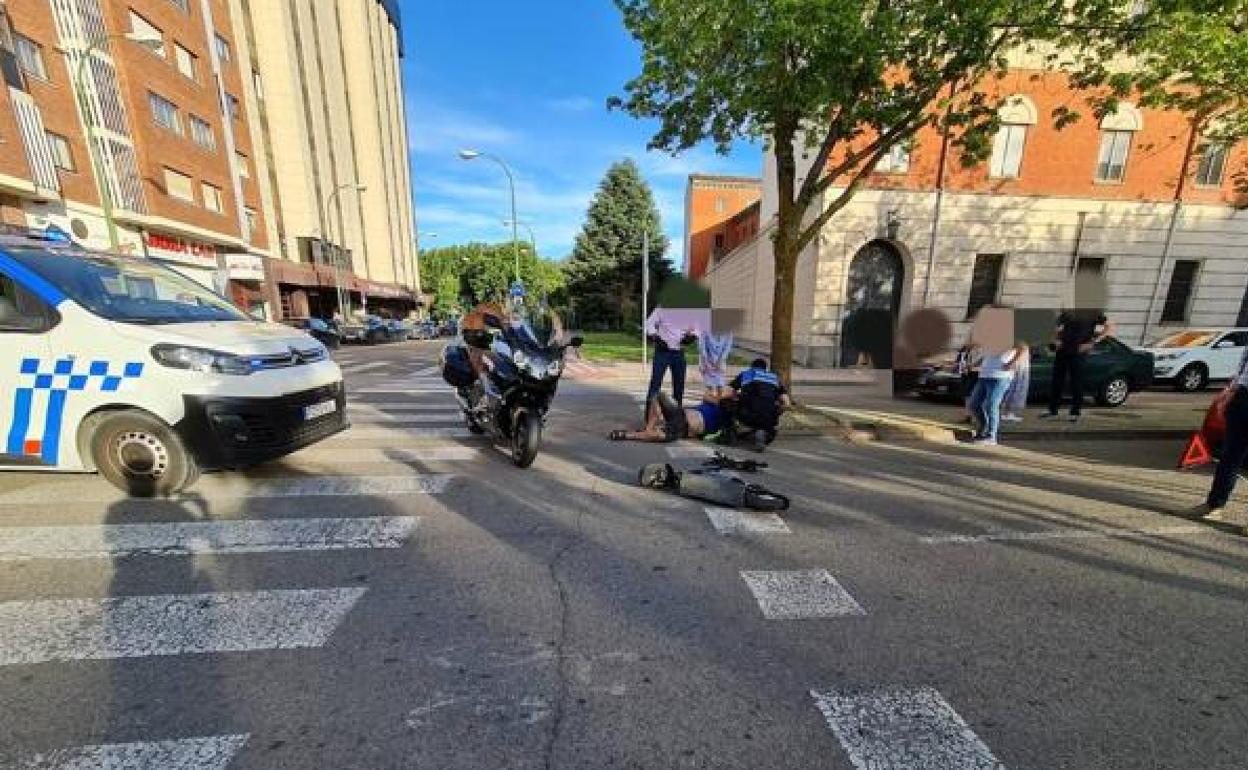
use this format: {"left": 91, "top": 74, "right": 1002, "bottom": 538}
{"left": 841, "top": 240, "right": 906, "bottom": 368}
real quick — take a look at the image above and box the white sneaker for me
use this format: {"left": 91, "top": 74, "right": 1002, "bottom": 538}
{"left": 1002, "top": 414, "right": 1024, "bottom": 423}
{"left": 1181, "top": 503, "right": 1227, "bottom": 521}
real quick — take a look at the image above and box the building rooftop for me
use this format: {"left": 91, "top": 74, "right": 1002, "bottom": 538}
{"left": 687, "top": 174, "right": 762, "bottom": 186}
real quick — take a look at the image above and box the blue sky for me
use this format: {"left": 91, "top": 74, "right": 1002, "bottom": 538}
{"left": 400, "top": 0, "right": 760, "bottom": 269}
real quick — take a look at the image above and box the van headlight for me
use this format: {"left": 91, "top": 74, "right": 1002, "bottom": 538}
{"left": 151, "top": 345, "right": 254, "bottom": 375}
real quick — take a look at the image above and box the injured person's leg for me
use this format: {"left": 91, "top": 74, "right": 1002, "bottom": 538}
{"left": 609, "top": 394, "right": 687, "bottom": 442}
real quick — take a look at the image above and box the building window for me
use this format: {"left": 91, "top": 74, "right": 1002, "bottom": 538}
{"left": 236, "top": 152, "right": 250, "bottom": 179}
{"left": 966, "top": 253, "right": 1006, "bottom": 319}
{"left": 252, "top": 70, "right": 264, "bottom": 100}
{"left": 1196, "top": 143, "right": 1229, "bottom": 187}
{"left": 202, "top": 183, "right": 223, "bottom": 213}
{"left": 163, "top": 168, "right": 195, "bottom": 203}
{"left": 1095, "top": 130, "right": 1134, "bottom": 183}
{"left": 1161, "top": 260, "right": 1200, "bottom": 323}
{"left": 13, "top": 34, "right": 47, "bottom": 81}
{"left": 128, "top": 12, "right": 166, "bottom": 58}
{"left": 167, "top": 0, "right": 190, "bottom": 12}
{"left": 149, "top": 92, "right": 181, "bottom": 134}
{"left": 189, "top": 115, "right": 215, "bottom": 150}
{"left": 46, "top": 132, "right": 75, "bottom": 171}
{"left": 875, "top": 142, "right": 911, "bottom": 174}
{"left": 244, "top": 208, "right": 258, "bottom": 240}
{"left": 989, "top": 124, "right": 1027, "bottom": 179}
{"left": 226, "top": 93, "right": 241, "bottom": 121}
{"left": 214, "top": 34, "right": 231, "bottom": 62}
{"left": 714, "top": 197, "right": 726, "bottom": 214}
{"left": 174, "top": 44, "right": 198, "bottom": 82}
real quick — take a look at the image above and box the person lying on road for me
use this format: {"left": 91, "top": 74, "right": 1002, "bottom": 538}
{"left": 609, "top": 392, "right": 725, "bottom": 443}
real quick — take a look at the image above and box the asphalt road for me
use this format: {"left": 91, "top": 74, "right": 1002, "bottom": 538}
{"left": 1, "top": 340, "right": 1246, "bottom": 769}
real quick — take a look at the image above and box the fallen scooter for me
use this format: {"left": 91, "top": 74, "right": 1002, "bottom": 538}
{"left": 637, "top": 452, "right": 789, "bottom": 511}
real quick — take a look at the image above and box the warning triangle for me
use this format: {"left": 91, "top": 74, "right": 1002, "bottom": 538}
{"left": 1180, "top": 433, "right": 1212, "bottom": 469}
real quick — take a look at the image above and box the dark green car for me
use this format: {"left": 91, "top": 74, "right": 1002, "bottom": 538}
{"left": 915, "top": 337, "right": 1155, "bottom": 407}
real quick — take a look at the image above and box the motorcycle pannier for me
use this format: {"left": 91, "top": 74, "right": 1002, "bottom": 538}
{"left": 440, "top": 345, "right": 476, "bottom": 388}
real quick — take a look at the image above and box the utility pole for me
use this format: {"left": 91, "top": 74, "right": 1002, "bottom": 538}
{"left": 642, "top": 229, "right": 650, "bottom": 368}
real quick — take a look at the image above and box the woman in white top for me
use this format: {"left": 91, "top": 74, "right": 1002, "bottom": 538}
{"left": 968, "top": 343, "right": 1028, "bottom": 445}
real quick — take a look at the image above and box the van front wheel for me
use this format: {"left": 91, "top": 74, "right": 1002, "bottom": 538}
{"left": 89, "top": 411, "right": 199, "bottom": 497}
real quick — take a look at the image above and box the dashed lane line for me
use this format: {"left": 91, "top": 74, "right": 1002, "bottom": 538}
{"left": 811, "top": 686, "right": 1007, "bottom": 770}
{"left": 0, "top": 516, "right": 420, "bottom": 561}
{"left": 740, "top": 569, "right": 867, "bottom": 620}
{"left": 0, "top": 475, "right": 455, "bottom": 506}
{"left": 704, "top": 506, "right": 790, "bottom": 535}
{"left": 7, "top": 734, "right": 250, "bottom": 770}
{"left": 919, "top": 524, "right": 1214, "bottom": 545}
{"left": 0, "top": 587, "right": 366, "bottom": 665}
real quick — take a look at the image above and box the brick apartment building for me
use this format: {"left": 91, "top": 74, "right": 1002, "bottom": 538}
{"left": 0, "top": 0, "right": 417, "bottom": 321}
{"left": 703, "top": 64, "right": 1248, "bottom": 366}
{"left": 683, "top": 174, "right": 761, "bottom": 280}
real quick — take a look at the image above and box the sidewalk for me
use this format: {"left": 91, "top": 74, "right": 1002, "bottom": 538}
{"left": 568, "top": 358, "right": 879, "bottom": 386}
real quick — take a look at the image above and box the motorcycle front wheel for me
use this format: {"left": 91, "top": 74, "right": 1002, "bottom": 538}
{"left": 511, "top": 408, "right": 541, "bottom": 468}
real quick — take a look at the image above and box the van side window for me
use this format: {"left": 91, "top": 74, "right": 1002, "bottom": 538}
{"left": 0, "top": 273, "right": 54, "bottom": 333}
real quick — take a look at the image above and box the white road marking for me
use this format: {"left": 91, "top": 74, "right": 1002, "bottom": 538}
{"left": 0, "top": 475, "right": 454, "bottom": 506}
{"left": 811, "top": 686, "right": 1006, "bottom": 770}
{"left": 288, "top": 447, "right": 478, "bottom": 464}
{"left": 349, "top": 405, "right": 461, "bottom": 415}
{"left": 339, "top": 427, "right": 473, "bottom": 440}
{"left": 0, "top": 516, "right": 420, "bottom": 561}
{"left": 355, "top": 388, "right": 450, "bottom": 395}
{"left": 10, "top": 734, "right": 250, "bottom": 770}
{"left": 920, "top": 524, "right": 1214, "bottom": 545}
{"left": 0, "top": 587, "right": 365, "bottom": 665}
{"left": 413, "top": 364, "right": 442, "bottom": 377}
{"left": 665, "top": 445, "right": 715, "bottom": 459}
{"left": 349, "top": 415, "right": 463, "bottom": 426}
{"left": 342, "top": 361, "right": 390, "bottom": 374}
{"left": 740, "top": 569, "right": 866, "bottom": 619}
{"left": 704, "top": 506, "right": 790, "bottom": 535}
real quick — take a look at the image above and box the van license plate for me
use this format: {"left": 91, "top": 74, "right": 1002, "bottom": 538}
{"left": 304, "top": 400, "right": 337, "bottom": 421}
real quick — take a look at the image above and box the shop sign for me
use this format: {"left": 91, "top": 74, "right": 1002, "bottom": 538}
{"left": 144, "top": 233, "right": 220, "bottom": 269}
{"left": 225, "top": 254, "right": 266, "bottom": 281}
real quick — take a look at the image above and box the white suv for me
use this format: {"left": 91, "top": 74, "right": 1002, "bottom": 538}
{"left": 1143, "top": 328, "right": 1248, "bottom": 392}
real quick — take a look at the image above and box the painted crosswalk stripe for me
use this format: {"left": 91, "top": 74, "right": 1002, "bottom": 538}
{"left": 0, "top": 475, "right": 454, "bottom": 506}
{"left": 413, "top": 364, "right": 441, "bottom": 377}
{"left": 920, "top": 524, "right": 1213, "bottom": 545}
{"left": 349, "top": 415, "right": 463, "bottom": 425}
{"left": 665, "top": 445, "right": 714, "bottom": 459}
{"left": 0, "top": 516, "right": 420, "bottom": 561}
{"left": 356, "top": 388, "right": 449, "bottom": 395}
{"left": 811, "top": 687, "right": 1006, "bottom": 770}
{"left": 0, "top": 587, "right": 366, "bottom": 666}
{"left": 339, "top": 427, "right": 473, "bottom": 439}
{"left": 342, "top": 361, "right": 389, "bottom": 374}
{"left": 740, "top": 569, "right": 866, "bottom": 619}
{"left": 349, "top": 405, "right": 461, "bottom": 415}
{"left": 9, "top": 734, "right": 250, "bottom": 770}
{"left": 290, "top": 447, "right": 478, "bottom": 464}
{"left": 704, "top": 507, "right": 790, "bottom": 535}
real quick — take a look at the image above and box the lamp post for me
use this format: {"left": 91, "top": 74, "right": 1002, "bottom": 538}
{"left": 326, "top": 183, "right": 367, "bottom": 320}
{"left": 458, "top": 149, "right": 520, "bottom": 285}
{"left": 66, "top": 32, "right": 163, "bottom": 250}
{"left": 502, "top": 220, "right": 537, "bottom": 255}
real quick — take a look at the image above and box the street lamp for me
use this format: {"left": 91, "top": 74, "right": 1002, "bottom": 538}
{"left": 502, "top": 220, "right": 537, "bottom": 255}
{"left": 66, "top": 32, "right": 164, "bottom": 250}
{"left": 326, "top": 183, "right": 367, "bottom": 319}
{"left": 458, "top": 149, "right": 520, "bottom": 285}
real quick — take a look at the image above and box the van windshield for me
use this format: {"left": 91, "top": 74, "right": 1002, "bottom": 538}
{"left": 6, "top": 247, "right": 246, "bottom": 324}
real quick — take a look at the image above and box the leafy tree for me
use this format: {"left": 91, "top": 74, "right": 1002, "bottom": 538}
{"left": 565, "top": 159, "right": 673, "bottom": 329}
{"left": 420, "top": 242, "right": 566, "bottom": 319}
{"left": 611, "top": 0, "right": 1140, "bottom": 384}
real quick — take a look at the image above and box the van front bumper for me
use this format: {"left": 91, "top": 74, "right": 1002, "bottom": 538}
{"left": 175, "top": 382, "right": 347, "bottom": 470}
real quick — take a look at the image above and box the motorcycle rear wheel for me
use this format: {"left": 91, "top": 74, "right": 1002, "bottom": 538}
{"left": 511, "top": 409, "right": 541, "bottom": 468}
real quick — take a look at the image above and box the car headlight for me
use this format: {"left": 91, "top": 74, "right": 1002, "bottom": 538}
{"left": 151, "top": 344, "right": 253, "bottom": 375}
{"left": 1154, "top": 353, "right": 1180, "bottom": 362}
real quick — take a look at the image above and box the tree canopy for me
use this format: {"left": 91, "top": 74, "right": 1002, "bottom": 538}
{"left": 564, "top": 159, "right": 674, "bottom": 329}
{"left": 611, "top": 0, "right": 1177, "bottom": 383}
{"left": 420, "top": 243, "right": 566, "bottom": 319}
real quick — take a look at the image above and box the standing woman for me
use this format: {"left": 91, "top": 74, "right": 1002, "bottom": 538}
{"left": 1001, "top": 343, "right": 1032, "bottom": 423}
{"left": 644, "top": 306, "right": 696, "bottom": 417}
{"left": 1185, "top": 348, "right": 1248, "bottom": 534}
{"left": 968, "top": 342, "right": 1027, "bottom": 446}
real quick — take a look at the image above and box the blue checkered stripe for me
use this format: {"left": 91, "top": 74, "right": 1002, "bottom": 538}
{"left": 20, "top": 358, "right": 145, "bottom": 393}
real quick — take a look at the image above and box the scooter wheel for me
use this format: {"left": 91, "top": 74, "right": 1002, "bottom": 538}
{"left": 511, "top": 409, "right": 541, "bottom": 468}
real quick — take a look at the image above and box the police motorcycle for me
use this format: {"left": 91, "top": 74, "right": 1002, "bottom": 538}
{"left": 439, "top": 301, "right": 582, "bottom": 468}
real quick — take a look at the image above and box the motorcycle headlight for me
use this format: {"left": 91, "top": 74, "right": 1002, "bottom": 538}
{"left": 151, "top": 344, "right": 254, "bottom": 375}
{"left": 512, "top": 350, "right": 530, "bottom": 371}
{"left": 547, "top": 359, "right": 562, "bottom": 376}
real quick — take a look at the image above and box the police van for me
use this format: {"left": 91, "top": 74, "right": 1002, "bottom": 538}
{"left": 0, "top": 228, "right": 346, "bottom": 496}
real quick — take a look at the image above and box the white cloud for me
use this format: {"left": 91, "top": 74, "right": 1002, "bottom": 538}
{"left": 547, "top": 95, "right": 600, "bottom": 114}
{"left": 407, "top": 100, "right": 520, "bottom": 156}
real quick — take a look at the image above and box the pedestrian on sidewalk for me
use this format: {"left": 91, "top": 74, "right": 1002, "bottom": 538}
{"left": 968, "top": 343, "right": 1027, "bottom": 445}
{"left": 1043, "top": 309, "right": 1110, "bottom": 422}
{"left": 1001, "top": 344, "right": 1032, "bottom": 423}
{"left": 1184, "top": 348, "right": 1248, "bottom": 535}
{"left": 644, "top": 307, "right": 696, "bottom": 420}
{"left": 698, "top": 330, "right": 734, "bottom": 400}
{"left": 954, "top": 337, "right": 979, "bottom": 425}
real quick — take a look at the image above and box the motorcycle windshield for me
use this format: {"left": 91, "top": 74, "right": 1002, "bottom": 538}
{"left": 504, "top": 311, "right": 564, "bottom": 355}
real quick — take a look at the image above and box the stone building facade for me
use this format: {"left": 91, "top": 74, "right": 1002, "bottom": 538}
{"left": 704, "top": 68, "right": 1248, "bottom": 366}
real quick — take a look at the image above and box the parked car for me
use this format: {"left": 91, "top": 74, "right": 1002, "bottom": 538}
{"left": 363, "top": 316, "right": 391, "bottom": 345}
{"left": 282, "top": 317, "right": 341, "bottom": 349}
{"left": 915, "top": 337, "right": 1154, "bottom": 408}
{"left": 1141, "top": 328, "right": 1248, "bottom": 392}
{"left": 408, "top": 322, "right": 437, "bottom": 340}
{"left": 339, "top": 319, "right": 368, "bottom": 344}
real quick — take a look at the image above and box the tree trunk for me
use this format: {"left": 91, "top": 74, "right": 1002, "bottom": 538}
{"left": 770, "top": 238, "right": 799, "bottom": 390}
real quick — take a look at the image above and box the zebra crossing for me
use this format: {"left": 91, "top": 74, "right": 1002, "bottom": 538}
{"left": 0, "top": 359, "right": 483, "bottom": 769}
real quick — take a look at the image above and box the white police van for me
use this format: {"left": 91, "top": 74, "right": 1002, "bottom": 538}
{"left": 0, "top": 228, "right": 346, "bottom": 496}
